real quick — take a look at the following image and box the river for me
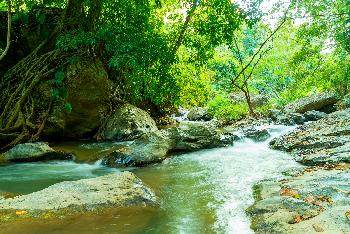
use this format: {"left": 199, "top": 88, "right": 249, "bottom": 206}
{"left": 0, "top": 125, "right": 302, "bottom": 234}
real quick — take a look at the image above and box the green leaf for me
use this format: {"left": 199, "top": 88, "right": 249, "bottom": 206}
{"left": 50, "top": 87, "right": 68, "bottom": 99}
{"left": 38, "top": 14, "right": 46, "bottom": 24}
{"left": 50, "top": 71, "right": 65, "bottom": 84}
{"left": 64, "top": 103, "right": 73, "bottom": 113}
{"left": 68, "top": 56, "right": 79, "bottom": 65}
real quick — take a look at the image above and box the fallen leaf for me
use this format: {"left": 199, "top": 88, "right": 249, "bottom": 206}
{"left": 312, "top": 224, "right": 324, "bottom": 232}
{"left": 15, "top": 210, "right": 28, "bottom": 215}
{"left": 280, "top": 188, "right": 300, "bottom": 199}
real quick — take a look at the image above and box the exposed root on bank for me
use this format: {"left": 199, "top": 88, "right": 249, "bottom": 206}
{"left": 0, "top": 46, "right": 71, "bottom": 150}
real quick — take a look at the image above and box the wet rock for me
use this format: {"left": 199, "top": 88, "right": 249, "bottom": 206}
{"left": 169, "top": 122, "right": 222, "bottom": 151}
{"left": 0, "top": 172, "right": 157, "bottom": 220}
{"left": 248, "top": 167, "right": 350, "bottom": 233}
{"left": 187, "top": 107, "right": 212, "bottom": 121}
{"left": 219, "top": 132, "right": 240, "bottom": 145}
{"left": 102, "top": 123, "right": 224, "bottom": 167}
{"left": 304, "top": 110, "right": 327, "bottom": 121}
{"left": 2, "top": 142, "right": 73, "bottom": 162}
{"left": 270, "top": 109, "right": 350, "bottom": 165}
{"left": 268, "top": 109, "right": 306, "bottom": 125}
{"left": 243, "top": 127, "right": 270, "bottom": 142}
{"left": 102, "top": 131, "right": 173, "bottom": 167}
{"left": 289, "top": 113, "right": 306, "bottom": 125}
{"left": 102, "top": 104, "right": 158, "bottom": 141}
{"left": 285, "top": 92, "right": 339, "bottom": 114}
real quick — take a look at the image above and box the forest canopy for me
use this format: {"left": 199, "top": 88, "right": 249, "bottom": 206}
{"left": 0, "top": 0, "right": 349, "bottom": 144}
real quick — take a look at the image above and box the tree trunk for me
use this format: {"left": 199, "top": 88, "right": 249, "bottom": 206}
{"left": 0, "top": 0, "right": 12, "bottom": 61}
{"left": 242, "top": 82, "right": 255, "bottom": 116}
{"left": 172, "top": 0, "right": 198, "bottom": 54}
{"left": 87, "top": 0, "right": 103, "bottom": 31}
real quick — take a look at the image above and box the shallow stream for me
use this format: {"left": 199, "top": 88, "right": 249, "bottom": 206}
{"left": 0, "top": 125, "right": 302, "bottom": 234}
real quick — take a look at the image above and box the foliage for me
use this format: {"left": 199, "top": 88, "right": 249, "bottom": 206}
{"left": 207, "top": 94, "right": 248, "bottom": 121}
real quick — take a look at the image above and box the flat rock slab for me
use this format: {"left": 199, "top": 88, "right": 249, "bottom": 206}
{"left": 103, "top": 122, "right": 224, "bottom": 167}
{"left": 270, "top": 109, "right": 350, "bottom": 166}
{"left": 2, "top": 142, "right": 73, "bottom": 162}
{"left": 0, "top": 172, "right": 156, "bottom": 220}
{"left": 248, "top": 166, "right": 350, "bottom": 233}
{"left": 285, "top": 92, "right": 339, "bottom": 114}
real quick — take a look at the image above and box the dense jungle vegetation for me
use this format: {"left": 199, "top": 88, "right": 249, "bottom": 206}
{"left": 0, "top": 0, "right": 349, "bottom": 146}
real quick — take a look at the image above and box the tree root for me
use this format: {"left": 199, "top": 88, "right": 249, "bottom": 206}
{"left": 0, "top": 47, "right": 71, "bottom": 150}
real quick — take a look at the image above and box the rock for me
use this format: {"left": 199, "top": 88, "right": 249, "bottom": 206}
{"left": 230, "top": 93, "right": 269, "bottom": 108}
{"left": 154, "top": 115, "right": 179, "bottom": 128}
{"left": 289, "top": 113, "right": 306, "bottom": 125}
{"left": 103, "top": 123, "right": 224, "bottom": 167}
{"left": 219, "top": 132, "right": 240, "bottom": 145}
{"left": 0, "top": 172, "right": 157, "bottom": 221}
{"left": 268, "top": 109, "right": 306, "bottom": 125}
{"left": 102, "top": 104, "right": 158, "bottom": 141}
{"left": 285, "top": 92, "right": 339, "bottom": 114}
{"left": 248, "top": 167, "right": 350, "bottom": 234}
{"left": 102, "top": 131, "right": 173, "bottom": 167}
{"left": 270, "top": 109, "right": 350, "bottom": 166}
{"left": 169, "top": 122, "right": 222, "bottom": 151}
{"left": 243, "top": 127, "right": 271, "bottom": 142}
{"left": 304, "top": 110, "right": 328, "bottom": 121}
{"left": 2, "top": 142, "right": 73, "bottom": 162}
{"left": 187, "top": 107, "right": 212, "bottom": 121}
{"left": 43, "top": 58, "right": 111, "bottom": 139}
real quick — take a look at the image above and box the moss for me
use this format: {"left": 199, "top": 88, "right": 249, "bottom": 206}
{"left": 252, "top": 184, "right": 263, "bottom": 202}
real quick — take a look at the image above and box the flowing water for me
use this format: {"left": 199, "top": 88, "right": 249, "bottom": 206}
{"left": 0, "top": 125, "right": 302, "bottom": 234}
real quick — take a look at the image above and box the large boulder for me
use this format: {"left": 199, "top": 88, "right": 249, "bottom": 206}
{"left": 2, "top": 142, "right": 73, "bottom": 162}
{"left": 247, "top": 166, "right": 350, "bottom": 233}
{"left": 102, "top": 123, "right": 224, "bottom": 167}
{"left": 102, "top": 104, "right": 158, "bottom": 141}
{"left": 187, "top": 107, "right": 212, "bottom": 121}
{"left": 43, "top": 58, "right": 111, "bottom": 139}
{"left": 285, "top": 92, "right": 339, "bottom": 114}
{"left": 270, "top": 109, "right": 350, "bottom": 166}
{"left": 0, "top": 172, "right": 157, "bottom": 221}
{"left": 169, "top": 122, "right": 222, "bottom": 151}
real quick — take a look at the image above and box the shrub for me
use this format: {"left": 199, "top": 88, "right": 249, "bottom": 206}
{"left": 207, "top": 94, "right": 248, "bottom": 121}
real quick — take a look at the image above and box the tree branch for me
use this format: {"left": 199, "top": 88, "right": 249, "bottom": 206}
{"left": 231, "top": 4, "right": 291, "bottom": 85}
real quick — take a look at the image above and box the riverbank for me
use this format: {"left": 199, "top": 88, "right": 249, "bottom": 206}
{"left": 0, "top": 125, "right": 301, "bottom": 233}
{"left": 247, "top": 109, "right": 350, "bottom": 233}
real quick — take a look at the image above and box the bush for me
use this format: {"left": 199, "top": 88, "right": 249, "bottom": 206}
{"left": 207, "top": 94, "right": 248, "bottom": 121}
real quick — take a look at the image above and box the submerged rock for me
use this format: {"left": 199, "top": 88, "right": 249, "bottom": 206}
{"left": 285, "top": 92, "right": 339, "bottom": 114}
{"left": 2, "top": 142, "right": 73, "bottom": 162}
{"left": 248, "top": 166, "right": 350, "bottom": 233}
{"left": 270, "top": 109, "right": 350, "bottom": 166}
{"left": 102, "top": 122, "right": 224, "bottom": 167}
{"left": 0, "top": 172, "right": 157, "bottom": 221}
{"left": 102, "top": 104, "right": 158, "bottom": 141}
